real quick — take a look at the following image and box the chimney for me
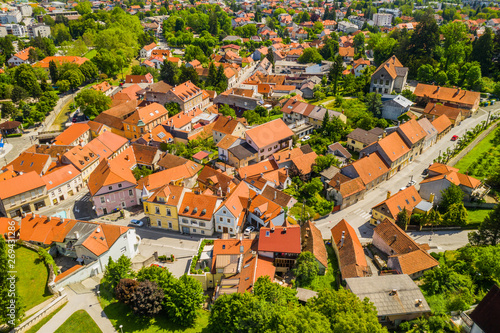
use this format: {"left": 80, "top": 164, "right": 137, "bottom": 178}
{"left": 391, "top": 289, "right": 398, "bottom": 296}
{"left": 382, "top": 130, "right": 387, "bottom": 138}
{"left": 340, "top": 231, "right": 345, "bottom": 248}
{"left": 429, "top": 193, "right": 435, "bottom": 203}
{"left": 336, "top": 180, "right": 340, "bottom": 187}
{"left": 387, "top": 191, "right": 391, "bottom": 199}
{"left": 274, "top": 191, "right": 277, "bottom": 200}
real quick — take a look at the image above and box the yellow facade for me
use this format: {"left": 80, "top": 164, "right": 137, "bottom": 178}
{"left": 370, "top": 209, "right": 394, "bottom": 225}
{"left": 143, "top": 200, "right": 180, "bottom": 231}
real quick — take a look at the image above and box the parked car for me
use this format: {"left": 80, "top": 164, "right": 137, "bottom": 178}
{"left": 451, "top": 135, "right": 459, "bottom": 141}
{"left": 301, "top": 135, "right": 310, "bottom": 142}
{"left": 422, "top": 169, "right": 429, "bottom": 176}
{"left": 244, "top": 226, "right": 255, "bottom": 236}
{"left": 131, "top": 219, "right": 144, "bottom": 227}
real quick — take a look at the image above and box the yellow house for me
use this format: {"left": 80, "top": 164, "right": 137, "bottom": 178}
{"left": 346, "top": 128, "right": 381, "bottom": 152}
{"left": 143, "top": 185, "right": 187, "bottom": 231}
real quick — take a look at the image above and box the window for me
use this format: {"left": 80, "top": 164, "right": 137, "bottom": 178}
{"left": 192, "top": 228, "right": 196, "bottom": 233}
{"left": 385, "top": 80, "right": 389, "bottom": 85}
{"left": 191, "top": 220, "right": 198, "bottom": 225}
{"left": 274, "top": 145, "right": 278, "bottom": 149}
{"left": 229, "top": 228, "right": 233, "bottom": 232}
{"left": 166, "top": 208, "right": 171, "bottom": 216}
{"left": 201, "top": 230, "right": 205, "bottom": 234}
{"left": 122, "top": 202, "right": 126, "bottom": 207}
{"left": 67, "top": 184, "right": 71, "bottom": 189}
{"left": 219, "top": 217, "right": 223, "bottom": 222}
{"left": 120, "top": 247, "right": 126, "bottom": 253}
{"left": 155, "top": 206, "right": 160, "bottom": 214}
{"left": 127, "top": 125, "right": 130, "bottom": 130}
{"left": 118, "top": 184, "right": 122, "bottom": 188}
{"left": 108, "top": 186, "right": 113, "bottom": 190}
{"left": 100, "top": 197, "right": 105, "bottom": 203}
{"left": 58, "top": 188, "right": 62, "bottom": 194}
{"left": 128, "top": 189, "right": 133, "bottom": 196}
{"left": 157, "top": 220, "right": 162, "bottom": 227}
{"left": 200, "top": 222, "right": 206, "bottom": 227}
{"left": 268, "top": 148, "right": 272, "bottom": 151}
{"left": 182, "top": 218, "right": 188, "bottom": 224}
{"left": 260, "top": 149, "right": 264, "bottom": 153}
{"left": 227, "top": 218, "right": 230, "bottom": 223}
{"left": 218, "top": 226, "right": 222, "bottom": 230}
{"left": 168, "top": 222, "right": 172, "bottom": 229}
{"left": 133, "top": 126, "right": 136, "bottom": 132}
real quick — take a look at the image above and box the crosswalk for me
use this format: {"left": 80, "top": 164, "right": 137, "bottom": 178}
{"left": 352, "top": 208, "right": 371, "bottom": 220}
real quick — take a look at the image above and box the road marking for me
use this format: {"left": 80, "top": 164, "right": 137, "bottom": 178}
{"left": 353, "top": 208, "right": 371, "bottom": 220}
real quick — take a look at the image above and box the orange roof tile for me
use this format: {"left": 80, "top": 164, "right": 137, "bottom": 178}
{"left": 348, "top": 152, "right": 389, "bottom": 186}
{"left": 87, "top": 160, "right": 136, "bottom": 196}
{"left": 42, "top": 164, "right": 80, "bottom": 190}
{"left": 431, "top": 114, "right": 453, "bottom": 134}
{"left": 33, "top": 56, "right": 89, "bottom": 68}
{"left": 377, "top": 132, "right": 411, "bottom": 163}
{"left": 245, "top": 119, "right": 294, "bottom": 149}
{"left": 53, "top": 123, "right": 90, "bottom": 146}
{"left": 373, "top": 186, "right": 422, "bottom": 219}
{"left": 258, "top": 224, "right": 301, "bottom": 253}
{"left": 178, "top": 192, "right": 219, "bottom": 221}
{"left": 414, "top": 84, "right": 480, "bottom": 108}
{"left": 302, "top": 221, "right": 328, "bottom": 268}
{"left": 397, "top": 119, "right": 427, "bottom": 145}
{"left": 331, "top": 219, "right": 369, "bottom": 279}
{"left": 7, "top": 152, "right": 51, "bottom": 175}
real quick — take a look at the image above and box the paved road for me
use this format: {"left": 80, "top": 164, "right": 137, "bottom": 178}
{"left": 315, "top": 106, "right": 497, "bottom": 250}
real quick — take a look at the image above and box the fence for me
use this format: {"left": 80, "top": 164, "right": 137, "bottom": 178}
{"left": 11, "top": 294, "right": 68, "bottom": 333}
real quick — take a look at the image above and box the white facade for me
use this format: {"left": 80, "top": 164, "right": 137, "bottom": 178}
{"left": 337, "top": 21, "right": 358, "bottom": 34}
{"left": 4, "top": 24, "right": 26, "bottom": 37}
{"left": 28, "top": 24, "right": 51, "bottom": 38}
{"left": 373, "top": 13, "right": 393, "bottom": 27}
{"left": 48, "top": 174, "right": 84, "bottom": 206}
{"left": 179, "top": 215, "right": 215, "bottom": 236}
{"left": 0, "top": 10, "right": 22, "bottom": 24}
{"left": 18, "top": 5, "right": 33, "bottom": 17}
{"left": 7, "top": 55, "right": 28, "bottom": 67}
{"left": 0, "top": 26, "right": 6, "bottom": 37}
{"left": 214, "top": 205, "right": 241, "bottom": 235}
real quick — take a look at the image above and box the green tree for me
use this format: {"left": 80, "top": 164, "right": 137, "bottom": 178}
{"left": 56, "top": 80, "right": 70, "bottom": 93}
{"left": 471, "top": 27, "right": 494, "bottom": 76}
{"left": 312, "top": 155, "right": 339, "bottom": 173}
{"left": 163, "top": 275, "right": 205, "bottom": 327}
{"left": 329, "top": 55, "right": 343, "bottom": 95}
{"left": 436, "top": 70, "right": 448, "bottom": 86}
{"left": 442, "top": 202, "right": 468, "bottom": 227}
{"left": 293, "top": 251, "right": 319, "bottom": 286}
{"left": 410, "top": 9, "right": 439, "bottom": 59}
{"left": 300, "top": 177, "right": 323, "bottom": 197}
{"left": 253, "top": 276, "right": 298, "bottom": 305}
{"left": 396, "top": 207, "right": 410, "bottom": 230}
{"left": 49, "top": 60, "right": 58, "bottom": 83}
{"left": 417, "top": 64, "right": 435, "bottom": 83}
{"left": 129, "top": 280, "right": 164, "bottom": 316}
{"left": 365, "top": 92, "right": 383, "bottom": 117}
{"left": 469, "top": 203, "right": 500, "bottom": 245}
{"left": 439, "top": 184, "right": 464, "bottom": 213}
{"left": 165, "top": 102, "right": 181, "bottom": 117}
{"left": 178, "top": 64, "right": 200, "bottom": 86}
{"left": 103, "top": 255, "right": 134, "bottom": 292}
{"left": 75, "top": 1, "right": 92, "bottom": 15}
{"left": 79, "top": 61, "right": 99, "bottom": 82}
{"left": 266, "top": 47, "right": 274, "bottom": 66}
{"left": 132, "top": 166, "right": 153, "bottom": 180}
{"left": 298, "top": 48, "right": 323, "bottom": 64}
{"left": 14, "top": 64, "right": 42, "bottom": 98}
{"left": 61, "top": 69, "right": 85, "bottom": 90}
{"left": 206, "top": 62, "right": 217, "bottom": 87}
{"left": 75, "top": 89, "right": 112, "bottom": 120}
{"left": 10, "top": 86, "right": 29, "bottom": 103}
{"left": 215, "top": 65, "right": 228, "bottom": 93}
{"left": 136, "top": 264, "right": 176, "bottom": 290}
{"left": 160, "top": 60, "right": 178, "bottom": 85}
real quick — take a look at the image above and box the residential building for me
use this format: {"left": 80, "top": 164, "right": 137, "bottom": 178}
{"left": 258, "top": 222, "right": 301, "bottom": 273}
{"left": 88, "top": 160, "right": 139, "bottom": 216}
{"left": 53, "top": 123, "right": 92, "bottom": 146}
{"left": 340, "top": 152, "right": 389, "bottom": 189}
{"left": 27, "top": 24, "right": 51, "bottom": 38}
{"left": 3, "top": 24, "right": 26, "bottom": 37}
{"left": 370, "top": 186, "right": 424, "bottom": 225}
{"left": 143, "top": 185, "right": 187, "bottom": 231}
{"left": 220, "top": 138, "right": 258, "bottom": 168}
{"left": 432, "top": 114, "right": 453, "bottom": 141}
{"left": 122, "top": 103, "right": 169, "bottom": 140}
{"left": 373, "top": 13, "right": 393, "bottom": 27}
{"left": 143, "top": 81, "right": 173, "bottom": 105}
{"left": 330, "top": 219, "right": 371, "bottom": 280}
{"left": 214, "top": 88, "right": 263, "bottom": 112}
{"left": 212, "top": 115, "right": 247, "bottom": 144}
{"left": 346, "top": 127, "right": 382, "bottom": 152}
{"left": 338, "top": 21, "right": 358, "bottom": 33}
{"left": 62, "top": 145, "right": 100, "bottom": 183}
{"left": 414, "top": 84, "right": 480, "bottom": 112}
{"left": 417, "top": 118, "right": 438, "bottom": 151}
{"left": 382, "top": 95, "right": 413, "bottom": 120}
{"left": 91, "top": 81, "right": 114, "bottom": 96}
{"left": 372, "top": 219, "right": 438, "bottom": 278}
{"left": 246, "top": 192, "right": 285, "bottom": 228}
{"left": 86, "top": 131, "right": 129, "bottom": 161}
{"left": 301, "top": 221, "right": 328, "bottom": 275}
{"left": 197, "top": 166, "right": 236, "bottom": 197}
{"left": 326, "top": 173, "right": 367, "bottom": 210}
{"left": 33, "top": 56, "right": 89, "bottom": 72}
{"left": 0, "top": 10, "right": 22, "bottom": 24}
{"left": 164, "top": 81, "right": 203, "bottom": 112}
{"left": 7, "top": 152, "right": 52, "bottom": 176}
{"left": 260, "top": 186, "right": 296, "bottom": 210}
{"left": 124, "top": 73, "right": 154, "bottom": 84}
{"left": 345, "top": 275, "right": 431, "bottom": 327}
{"left": 370, "top": 55, "right": 408, "bottom": 94}
{"left": 469, "top": 285, "right": 500, "bottom": 333}
{"left": 396, "top": 119, "right": 427, "bottom": 162}
{"left": 214, "top": 182, "right": 250, "bottom": 235}
{"left": 0, "top": 171, "right": 49, "bottom": 218}
{"left": 42, "top": 164, "right": 83, "bottom": 205}
{"left": 326, "top": 142, "right": 352, "bottom": 166}
{"left": 140, "top": 42, "right": 157, "bottom": 58}
{"left": 178, "top": 192, "right": 220, "bottom": 236}
{"left": 353, "top": 58, "right": 371, "bottom": 77}
{"left": 245, "top": 119, "right": 294, "bottom": 161}
{"left": 7, "top": 47, "right": 33, "bottom": 66}
{"left": 421, "top": 103, "right": 463, "bottom": 125}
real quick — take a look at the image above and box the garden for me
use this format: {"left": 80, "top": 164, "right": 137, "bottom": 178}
{"left": 299, "top": 245, "right": 340, "bottom": 292}
{"left": 54, "top": 310, "right": 102, "bottom": 333}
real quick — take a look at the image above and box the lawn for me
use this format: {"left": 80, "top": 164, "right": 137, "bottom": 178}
{"left": 467, "top": 208, "right": 493, "bottom": 224}
{"left": 54, "top": 310, "right": 102, "bottom": 333}
{"left": 84, "top": 49, "right": 97, "bottom": 59}
{"left": 99, "top": 285, "right": 209, "bottom": 332}
{"left": 454, "top": 128, "right": 498, "bottom": 180}
{"left": 15, "top": 246, "right": 53, "bottom": 311}
{"left": 51, "top": 98, "right": 73, "bottom": 131}
{"left": 26, "top": 301, "right": 67, "bottom": 333}
{"left": 301, "top": 243, "right": 340, "bottom": 292}
{"left": 311, "top": 95, "right": 336, "bottom": 107}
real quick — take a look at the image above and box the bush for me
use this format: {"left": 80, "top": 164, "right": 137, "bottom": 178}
{"left": 129, "top": 280, "right": 164, "bottom": 317}
{"left": 115, "top": 278, "right": 138, "bottom": 305}
{"left": 158, "top": 255, "right": 167, "bottom": 261}
{"left": 6, "top": 133, "right": 22, "bottom": 138}
{"left": 37, "top": 248, "right": 58, "bottom": 275}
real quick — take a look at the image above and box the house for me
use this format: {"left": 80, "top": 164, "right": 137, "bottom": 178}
{"left": 382, "top": 95, "right": 413, "bottom": 120}
{"left": 178, "top": 192, "right": 220, "bottom": 236}
{"left": 53, "top": 123, "right": 92, "bottom": 146}
{"left": 330, "top": 219, "right": 371, "bottom": 280}
{"left": 32, "top": 56, "right": 89, "bottom": 72}
{"left": 353, "top": 58, "right": 371, "bottom": 77}
{"left": 124, "top": 73, "right": 154, "bottom": 84}
{"left": 87, "top": 160, "right": 139, "bottom": 216}
{"left": 370, "top": 55, "right": 408, "bottom": 94}
{"left": 370, "top": 186, "right": 424, "bottom": 225}
{"left": 214, "top": 88, "right": 263, "bottom": 112}
{"left": 197, "top": 166, "right": 237, "bottom": 197}
{"left": 91, "top": 81, "right": 114, "bottom": 96}
{"left": 301, "top": 221, "right": 328, "bottom": 275}
{"left": 258, "top": 221, "right": 301, "bottom": 273}
{"left": 260, "top": 186, "right": 296, "bottom": 210}
{"left": 86, "top": 131, "right": 129, "bottom": 161}
{"left": 372, "top": 219, "right": 438, "bottom": 278}
{"left": 214, "top": 182, "right": 250, "bottom": 235}
{"left": 338, "top": 21, "right": 358, "bottom": 34}
{"left": 134, "top": 124, "right": 174, "bottom": 148}
{"left": 42, "top": 164, "right": 83, "bottom": 205}
{"left": 140, "top": 42, "right": 157, "bottom": 58}
{"left": 419, "top": 163, "right": 485, "bottom": 202}
{"left": 7, "top": 46, "right": 33, "bottom": 66}
{"left": 246, "top": 192, "right": 285, "bottom": 228}
{"left": 414, "top": 84, "right": 480, "bottom": 113}
{"left": 143, "top": 184, "right": 188, "bottom": 231}
{"left": 62, "top": 145, "right": 100, "bottom": 183}
{"left": 245, "top": 119, "right": 294, "bottom": 161}
{"left": 469, "top": 285, "right": 500, "bottom": 333}
{"left": 0, "top": 121, "right": 22, "bottom": 136}
{"left": 340, "top": 152, "right": 389, "bottom": 190}
{"left": 0, "top": 171, "right": 50, "bottom": 218}
{"left": 421, "top": 103, "right": 463, "bottom": 125}
{"left": 326, "top": 173, "right": 367, "bottom": 210}
{"left": 346, "top": 127, "right": 382, "bottom": 152}
{"left": 164, "top": 81, "right": 203, "bottom": 112}
{"left": 360, "top": 132, "right": 411, "bottom": 179}
{"left": 7, "top": 152, "right": 52, "bottom": 176}
{"left": 345, "top": 275, "right": 431, "bottom": 327}
{"left": 327, "top": 142, "right": 352, "bottom": 166}
{"left": 144, "top": 81, "right": 174, "bottom": 105}
{"left": 431, "top": 114, "right": 453, "bottom": 141}
{"left": 221, "top": 138, "right": 258, "bottom": 168}
{"left": 396, "top": 119, "right": 427, "bottom": 162}
{"left": 212, "top": 115, "right": 247, "bottom": 144}
{"left": 281, "top": 99, "right": 347, "bottom": 132}
{"left": 417, "top": 118, "right": 438, "bottom": 151}
{"left": 339, "top": 47, "right": 355, "bottom": 63}
{"left": 122, "top": 103, "right": 169, "bottom": 140}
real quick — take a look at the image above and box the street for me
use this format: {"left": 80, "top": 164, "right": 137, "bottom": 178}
{"left": 316, "top": 106, "right": 497, "bottom": 251}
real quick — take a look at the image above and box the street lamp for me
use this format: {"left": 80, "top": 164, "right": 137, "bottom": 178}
{"left": 97, "top": 290, "right": 100, "bottom": 300}
{"left": 119, "top": 324, "right": 123, "bottom": 333}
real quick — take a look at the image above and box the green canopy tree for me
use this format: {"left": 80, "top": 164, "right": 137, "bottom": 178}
{"left": 439, "top": 183, "right": 464, "bottom": 213}
{"left": 298, "top": 48, "right": 323, "bottom": 64}
{"left": 365, "top": 92, "right": 383, "bottom": 117}
{"left": 160, "top": 60, "right": 178, "bottom": 85}
{"left": 469, "top": 203, "right": 500, "bottom": 245}
{"left": 163, "top": 275, "right": 205, "bottom": 327}
{"left": 75, "top": 89, "right": 112, "bottom": 120}
{"left": 442, "top": 202, "right": 468, "bottom": 227}
{"left": 103, "top": 255, "right": 134, "bottom": 291}
{"left": 293, "top": 251, "right": 319, "bottom": 286}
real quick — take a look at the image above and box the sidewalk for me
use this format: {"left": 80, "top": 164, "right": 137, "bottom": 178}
{"left": 38, "top": 275, "right": 116, "bottom": 333}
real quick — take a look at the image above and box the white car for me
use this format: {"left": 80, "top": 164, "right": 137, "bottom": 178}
{"left": 301, "top": 135, "right": 310, "bottom": 142}
{"left": 407, "top": 180, "right": 416, "bottom": 187}
{"left": 131, "top": 219, "right": 144, "bottom": 227}
{"left": 244, "top": 226, "right": 255, "bottom": 236}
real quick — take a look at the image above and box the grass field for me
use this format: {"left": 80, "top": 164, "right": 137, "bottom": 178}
{"left": 301, "top": 243, "right": 340, "bottom": 292}
{"left": 467, "top": 208, "right": 493, "bottom": 224}
{"left": 99, "top": 285, "right": 209, "bottom": 332}
{"left": 84, "top": 49, "right": 97, "bottom": 59}
{"left": 54, "top": 310, "right": 102, "bottom": 333}
{"left": 15, "top": 247, "right": 53, "bottom": 311}
{"left": 25, "top": 302, "right": 67, "bottom": 333}
{"left": 454, "top": 128, "right": 498, "bottom": 180}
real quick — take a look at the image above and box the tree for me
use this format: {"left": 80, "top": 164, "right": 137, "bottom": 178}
{"left": 49, "top": 60, "right": 58, "bottom": 83}
{"left": 219, "top": 104, "right": 236, "bottom": 118}
{"left": 136, "top": 265, "right": 176, "bottom": 291}
{"left": 281, "top": 306, "right": 332, "bottom": 333}
{"left": 165, "top": 102, "right": 181, "bottom": 117}
{"left": 329, "top": 55, "right": 343, "bottom": 95}
{"left": 471, "top": 27, "right": 494, "bottom": 76}
{"left": 312, "top": 155, "right": 339, "bottom": 173}
{"left": 61, "top": 69, "right": 85, "bottom": 90}
{"left": 14, "top": 64, "right": 42, "bottom": 98}
{"left": 75, "top": 1, "right": 92, "bottom": 15}
{"left": 307, "top": 289, "right": 387, "bottom": 332}
{"left": 300, "top": 177, "right": 323, "bottom": 197}
{"left": 353, "top": 32, "right": 365, "bottom": 54}
{"left": 297, "top": 48, "right": 323, "bottom": 64}
{"left": 365, "top": 92, "right": 383, "bottom": 117}
{"left": 178, "top": 65, "right": 200, "bottom": 86}
{"left": 163, "top": 275, "right": 205, "bottom": 326}
{"left": 215, "top": 65, "right": 228, "bottom": 93}
{"left": 410, "top": 9, "right": 439, "bottom": 59}
{"left": 436, "top": 70, "right": 448, "bottom": 86}
{"left": 206, "top": 62, "right": 217, "bottom": 87}
{"left": 442, "top": 202, "right": 468, "bottom": 227}
{"left": 417, "top": 64, "right": 435, "bottom": 83}
{"left": 1, "top": 102, "right": 18, "bottom": 118}
{"left": 115, "top": 279, "right": 138, "bottom": 305}
{"left": 56, "top": 80, "right": 70, "bottom": 93}
{"left": 75, "top": 89, "right": 112, "bottom": 120}
{"left": 253, "top": 276, "right": 298, "bottom": 305}
{"left": 160, "top": 60, "right": 178, "bottom": 85}
{"left": 396, "top": 207, "right": 410, "bottom": 230}
{"left": 79, "top": 61, "right": 99, "bottom": 82}
{"left": 103, "top": 255, "right": 134, "bottom": 291}
{"left": 11, "top": 85, "right": 29, "bottom": 103}
{"left": 293, "top": 251, "right": 319, "bottom": 286}
{"left": 129, "top": 280, "right": 164, "bottom": 316}
{"left": 132, "top": 166, "right": 153, "bottom": 180}
{"left": 469, "top": 203, "right": 500, "bottom": 245}
{"left": 266, "top": 47, "right": 274, "bottom": 67}
{"left": 439, "top": 184, "right": 464, "bottom": 213}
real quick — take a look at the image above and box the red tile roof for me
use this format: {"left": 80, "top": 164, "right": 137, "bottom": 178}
{"left": 414, "top": 84, "right": 480, "bottom": 108}
{"left": 348, "top": 152, "right": 389, "bottom": 186}
{"left": 0, "top": 171, "right": 46, "bottom": 199}
{"left": 258, "top": 223, "right": 301, "bottom": 254}
{"left": 372, "top": 186, "right": 422, "bottom": 219}
{"left": 53, "top": 123, "right": 91, "bottom": 146}
{"left": 431, "top": 114, "right": 453, "bottom": 134}
{"left": 245, "top": 119, "right": 294, "bottom": 149}
{"left": 331, "top": 219, "right": 369, "bottom": 279}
